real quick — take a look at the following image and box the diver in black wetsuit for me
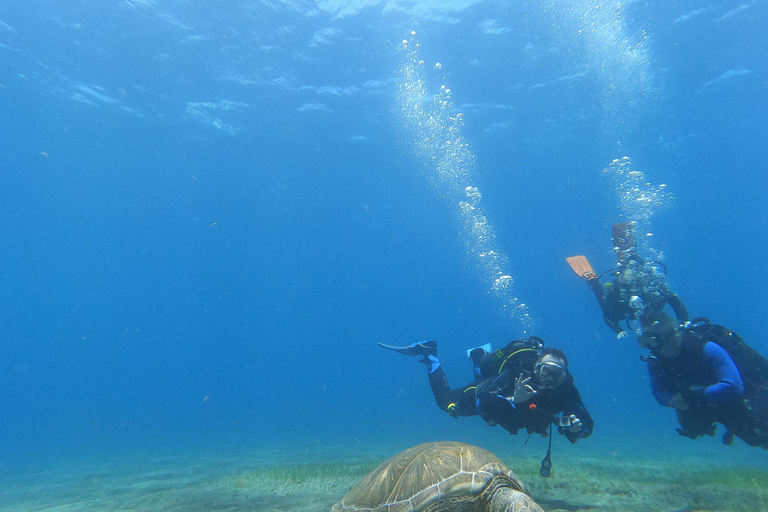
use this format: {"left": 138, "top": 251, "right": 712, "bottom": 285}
{"left": 588, "top": 257, "right": 688, "bottom": 338}
{"left": 638, "top": 311, "right": 768, "bottom": 449}
{"left": 568, "top": 222, "right": 688, "bottom": 340}
{"left": 379, "top": 339, "right": 593, "bottom": 444}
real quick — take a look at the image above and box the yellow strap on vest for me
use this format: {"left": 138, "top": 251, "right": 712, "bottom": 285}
{"left": 498, "top": 348, "right": 537, "bottom": 374}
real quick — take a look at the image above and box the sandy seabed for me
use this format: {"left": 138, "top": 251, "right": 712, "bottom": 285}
{"left": 1, "top": 438, "right": 766, "bottom": 512}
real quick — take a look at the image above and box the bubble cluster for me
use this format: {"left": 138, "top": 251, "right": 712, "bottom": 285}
{"left": 550, "top": 1, "right": 655, "bottom": 143}
{"left": 603, "top": 156, "right": 674, "bottom": 260}
{"left": 397, "top": 33, "right": 534, "bottom": 333}
{"left": 612, "top": 257, "right": 674, "bottom": 332}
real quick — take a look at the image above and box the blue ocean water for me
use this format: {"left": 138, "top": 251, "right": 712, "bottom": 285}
{"left": 1, "top": 0, "right": 766, "bottom": 487}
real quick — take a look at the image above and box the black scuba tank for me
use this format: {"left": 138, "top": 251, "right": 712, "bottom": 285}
{"left": 685, "top": 319, "right": 768, "bottom": 390}
{"left": 477, "top": 336, "right": 544, "bottom": 379}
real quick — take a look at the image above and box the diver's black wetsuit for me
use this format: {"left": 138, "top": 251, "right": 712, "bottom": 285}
{"left": 427, "top": 363, "right": 593, "bottom": 443}
{"left": 646, "top": 328, "right": 768, "bottom": 448}
{"left": 588, "top": 273, "right": 688, "bottom": 335}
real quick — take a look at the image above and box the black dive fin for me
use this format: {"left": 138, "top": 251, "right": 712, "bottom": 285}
{"left": 378, "top": 341, "right": 437, "bottom": 356}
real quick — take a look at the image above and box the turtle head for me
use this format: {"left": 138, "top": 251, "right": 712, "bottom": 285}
{"left": 484, "top": 474, "right": 545, "bottom": 512}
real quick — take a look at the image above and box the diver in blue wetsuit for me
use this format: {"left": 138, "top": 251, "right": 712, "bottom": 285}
{"left": 379, "top": 339, "right": 593, "bottom": 444}
{"left": 638, "top": 312, "right": 768, "bottom": 449}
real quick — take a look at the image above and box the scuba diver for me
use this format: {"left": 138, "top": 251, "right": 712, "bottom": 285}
{"left": 638, "top": 311, "right": 768, "bottom": 449}
{"left": 379, "top": 338, "right": 593, "bottom": 447}
{"left": 567, "top": 221, "right": 688, "bottom": 339}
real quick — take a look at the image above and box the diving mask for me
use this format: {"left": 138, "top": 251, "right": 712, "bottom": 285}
{"left": 534, "top": 361, "right": 567, "bottom": 385}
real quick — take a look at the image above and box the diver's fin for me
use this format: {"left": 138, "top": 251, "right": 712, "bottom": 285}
{"left": 378, "top": 340, "right": 437, "bottom": 357}
{"left": 612, "top": 222, "right": 637, "bottom": 262}
{"left": 566, "top": 255, "right": 598, "bottom": 280}
{"left": 466, "top": 343, "right": 492, "bottom": 360}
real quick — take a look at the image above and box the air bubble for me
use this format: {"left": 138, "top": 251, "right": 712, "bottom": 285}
{"left": 396, "top": 33, "right": 534, "bottom": 333}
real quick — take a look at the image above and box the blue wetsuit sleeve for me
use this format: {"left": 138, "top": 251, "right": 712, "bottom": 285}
{"left": 702, "top": 342, "right": 744, "bottom": 403}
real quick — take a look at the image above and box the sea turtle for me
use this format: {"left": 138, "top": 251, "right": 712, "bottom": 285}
{"left": 331, "top": 441, "right": 544, "bottom": 512}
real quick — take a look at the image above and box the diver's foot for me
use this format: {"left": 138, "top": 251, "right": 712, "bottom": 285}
{"left": 378, "top": 340, "right": 438, "bottom": 357}
{"left": 469, "top": 348, "right": 485, "bottom": 365}
{"left": 466, "top": 343, "right": 491, "bottom": 364}
{"left": 420, "top": 353, "right": 441, "bottom": 373}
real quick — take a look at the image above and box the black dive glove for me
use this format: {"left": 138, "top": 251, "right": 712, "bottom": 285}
{"left": 681, "top": 386, "right": 707, "bottom": 408}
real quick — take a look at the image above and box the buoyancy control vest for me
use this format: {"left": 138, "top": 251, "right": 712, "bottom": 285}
{"left": 477, "top": 336, "right": 544, "bottom": 380}
{"left": 683, "top": 318, "right": 768, "bottom": 424}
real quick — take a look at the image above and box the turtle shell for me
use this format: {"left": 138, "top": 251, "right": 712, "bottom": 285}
{"left": 331, "top": 441, "right": 530, "bottom": 512}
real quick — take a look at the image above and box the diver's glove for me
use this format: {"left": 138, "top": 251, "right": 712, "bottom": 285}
{"left": 446, "top": 403, "right": 459, "bottom": 419}
{"left": 681, "top": 386, "right": 707, "bottom": 409}
{"left": 566, "top": 418, "right": 583, "bottom": 433}
{"left": 558, "top": 414, "right": 583, "bottom": 434}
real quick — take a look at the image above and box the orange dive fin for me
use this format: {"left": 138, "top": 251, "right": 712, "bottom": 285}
{"left": 566, "top": 255, "right": 598, "bottom": 281}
